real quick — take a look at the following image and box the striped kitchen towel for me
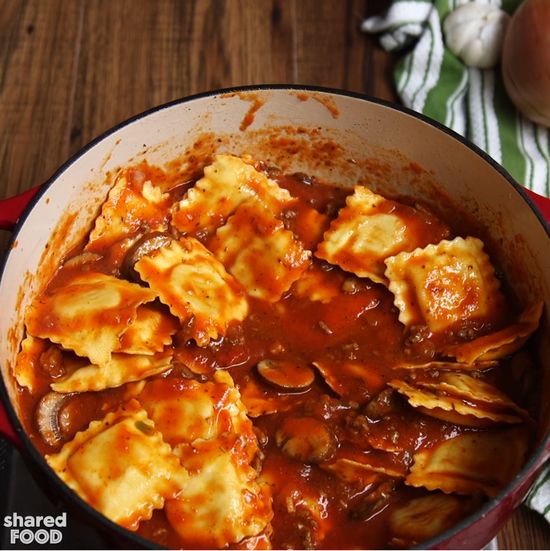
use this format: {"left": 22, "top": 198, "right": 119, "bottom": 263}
{"left": 362, "top": 0, "right": 550, "bottom": 197}
{"left": 525, "top": 460, "right": 550, "bottom": 523}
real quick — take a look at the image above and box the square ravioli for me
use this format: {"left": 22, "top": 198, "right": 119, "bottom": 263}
{"left": 46, "top": 400, "right": 188, "bottom": 530}
{"left": 134, "top": 238, "right": 248, "bottom": 346}
{"left": 25, "top": 272, "right": 157, "bottom": 366}
{"left": 239, "top": 375, "right": 298, "bottom": 417}
{"left": 442, "top": 301, "right": 543, "bottom": 364}
{"left": 405, "top": 428, "right": 529, "bottom": 497}
{"left": 315, "top": 185, "right": 450, "bottom": 284}
{"left": 389, "top": 494, "right": 476, "bottom": 548}
{"left": 50, "top": 349, "right": 173, "bottom": 393}
{"left": 388, "top": 373, "right": 528, "bottom": 427}
{"left": 117, "top": 305, "right": 179, "bottom": 355}
{"left": 138, "top": 370, "right": 255, "bottom": 450}
{"left": 321, "top": 449, "right": 406, "bottom": 482}
{"left": 86, "top": 167, "right": 170, "bottom": 251}
{"left": 171, "top": 154, "right": 292, "bottom": 235}
{"left": 165, "top": 434, "right": 273, "bottom": 549}
{"left": 385, "top": 236, "right": 506, "bottom": 333}
{"left": 209, "top": 201, "right": 311, "bottom": 302}
{"left": 313, "top": 359, "right": 386, "bottom": 404}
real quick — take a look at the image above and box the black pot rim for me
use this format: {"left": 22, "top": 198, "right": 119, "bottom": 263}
{"left": 1, "top": 83, "right": 549, "bottom": 550}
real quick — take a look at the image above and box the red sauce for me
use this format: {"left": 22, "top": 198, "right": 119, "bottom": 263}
{"left": 293, "top": 92, "right": 340, "bottom": 119}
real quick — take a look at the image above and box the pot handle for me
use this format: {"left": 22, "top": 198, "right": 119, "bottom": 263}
{"left": 524, "top": 188, "right": 550, "bottom": 223}
{"left": 0, "top": 186, "right": 41, "bottom": 446}
{"left": 0, "top": 186, "right": 41, "bottom": 231}
{"left": 0, "top": 402, "right": 19, "bottom": 445}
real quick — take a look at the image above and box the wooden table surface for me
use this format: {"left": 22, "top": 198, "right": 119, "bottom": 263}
{"left": 0, "top": 1, "right": 549, "bottom": 549}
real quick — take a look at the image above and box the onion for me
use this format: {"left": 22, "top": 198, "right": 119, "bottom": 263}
{"left": 501, "top": 0, "right": 550, "bottom": 126}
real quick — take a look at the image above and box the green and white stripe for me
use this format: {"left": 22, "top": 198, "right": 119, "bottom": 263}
{"left": 469, "top": 68, "right": 502, "bottom": 163}
{"left": 444, "top": 67, "right": 468, "bottom": 134}
{"left": 362, "top": 0, "right": 550, "bottom": 196}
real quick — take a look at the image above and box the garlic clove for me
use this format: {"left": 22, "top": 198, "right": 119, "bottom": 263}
{"left": 444, "top": 3, "right": 510, "bottom": 69}
{"left": 448, "top": 19, "right": 482, "bottom": 56}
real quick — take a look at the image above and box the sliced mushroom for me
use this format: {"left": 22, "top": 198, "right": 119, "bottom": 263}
{"left": 35, "top": 391, "right": 73, "bottom": 446}
{"left": 63, "top": 251, "right": 102, "bottom": 269}
{"left": 276, "top": 416, "right": 336, "bottom": 463}
{"left": 256, "top": 359, "right": 315, "bottom": 390}
{"left": 122, "top": 231, "right": 173, "bottom": 281}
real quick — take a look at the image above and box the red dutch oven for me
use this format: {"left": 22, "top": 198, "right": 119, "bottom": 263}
{"left": 1, "top": 86, "right": 549, "bottom": 549}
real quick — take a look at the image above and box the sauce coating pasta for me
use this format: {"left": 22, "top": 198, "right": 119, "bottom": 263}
{"left": 14, "top": 154, "right": 541, "bottom": 549}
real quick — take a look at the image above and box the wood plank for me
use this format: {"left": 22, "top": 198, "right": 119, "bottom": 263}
{"left": 0, "top": 0, "right": 82, "bottom": 252}
{"left": 291, "top": 0, "right": 394, "bottom": 98}
{"left": 345, "top": 0, "right": 372, "bottom": 94}
{"left": 293, "top": 0, "right": 361, "bottom": 90}
{"left": 363, "top": 0, "right": 397, "bottom": 100}
{"left": 70, "top": 0, "right": 187, "bottom": 150}
{"left": 186, "top": 0, "right": 296, "bottom": 90}
{"left": 0, "top": 0, "right": 82, "bottom": 194}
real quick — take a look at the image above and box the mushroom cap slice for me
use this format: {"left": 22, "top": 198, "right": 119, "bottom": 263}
{"left": 275, "top": 416, "right": 336, "bottom": 463}
{"left": 257, "top": 359, "right": 315, "bottom": 390}
{"left": 36, "top": 391, "right": 74, "bottom": 447}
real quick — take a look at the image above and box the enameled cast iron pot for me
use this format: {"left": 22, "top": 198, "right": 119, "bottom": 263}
{"left": 1, "top": 86, "right": 550, "bottom": 549}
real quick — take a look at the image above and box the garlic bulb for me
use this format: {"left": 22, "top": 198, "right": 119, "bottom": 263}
{"left": 443, "top": 3, "right": 510, "bottom": 69}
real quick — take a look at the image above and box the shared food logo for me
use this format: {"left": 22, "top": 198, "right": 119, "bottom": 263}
{"left": 3, "top": 512, "right": 66, "bottom": 545}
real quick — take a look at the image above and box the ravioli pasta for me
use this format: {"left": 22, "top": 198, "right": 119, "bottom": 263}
{"left": 171, "top": 154, "right": 292, "bottom": 235}
{"left": 15, "top": 154, "right": 542, "bottom": 550}
{"left": 405, "top": 428, "right": 530, "bottom": 497}
{"left": 46, "top": 400, "right": 188, "bottom": 530}
{"left": 25, "top": 272, "right": 157, "bottom": 366}
{"left": 209, "top": 201, "right": 311, "bottom": 302}
{"left": 50, "top": 349, "right": 174, "bottom": 393}
{"left": 315, "top": 185, "right": 451, "bottom": 284}
{"left": 140, "top": 371, "right": 272, "bottom": 548}
{"left": 14, "top": 335, "right": 47, "bottom": 392}
{"left": 117, "top": 305, "right": 179, "bottom": 355}
{"left": 86, "top": 169, "right": 171, "bottom": 251}
{"left": 135, "top": 237, "right": 248, "bottom": 345}
{"left": 385, "top": 236, "right": 507, "bottom": 332}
